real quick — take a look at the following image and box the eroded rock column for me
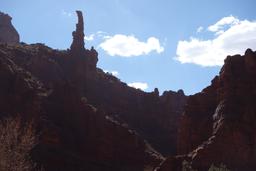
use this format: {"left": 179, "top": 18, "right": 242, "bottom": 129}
{"left": 70, "top": 11, "right": 85, "bottom": 53}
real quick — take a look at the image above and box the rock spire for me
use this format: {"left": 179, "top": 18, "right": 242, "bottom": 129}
{"left": 70, "top": 11, "right": 85, "bottom": 52}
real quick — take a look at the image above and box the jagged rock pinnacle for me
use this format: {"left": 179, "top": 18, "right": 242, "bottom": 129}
{"left": 70, "top": 11, "right": 85, "bottom": 52}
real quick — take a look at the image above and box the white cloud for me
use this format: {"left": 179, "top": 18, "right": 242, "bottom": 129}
{"left": 99, "top": 34, "right": 164, "bottom": 57}
{"left": 103, "top": 70, "right": 119, "bottom": 76}
{"left": 197, "top": 26, "right": 203, "bottom": 33}
{"left": 128, "top": 82, "right": 148, "bottom": 90}
{"left": 84, "top": 34, "right": 95, "bottom": 41}
{"left": 176, "top": 16, "right": 256, "bottom": 67}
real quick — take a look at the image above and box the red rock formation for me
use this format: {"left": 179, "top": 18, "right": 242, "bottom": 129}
{"left": 0, "top": 43, "right": 163, "bottom": 171}
{"left": 0, "top": 12, "right": 20, "bottom": 44}
{"left": 158, "top": 49, "right": 256, "bottom": 171}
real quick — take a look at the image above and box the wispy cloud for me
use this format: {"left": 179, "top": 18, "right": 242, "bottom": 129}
{"left": 84, "top": 31, "right": 109, "bottom": 42}
{"left": 128, "top": 82, "right": 148, "bottom": 90}
{"left": 84, "top": 34, "right": 95, "bottom": 41}
{"left": 176, "top": 16, "right": 256, "bottom": 67}
{"left": 208, "top": 15, "right": 239, "bottom": 35}
{"left": 197, "top": 26, "right": 203, "bottom": 33}
{"left": 103, "top": 70, "right": 119, "bottom": 76}
{"left": 99, "top": 34, "right": 164, "bottom": 57}
{"left": 61, "top": 10, "right": 72, "bottom": 17}
{"left": 96, "top": 31, "right": 108, "bottom": 35}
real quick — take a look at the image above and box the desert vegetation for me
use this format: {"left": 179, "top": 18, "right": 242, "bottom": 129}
{"left": 182, "top": 161, "right": 230, "bottom": 171}
{"left": 0, "top": 116, "right": 42, "bottom": 171}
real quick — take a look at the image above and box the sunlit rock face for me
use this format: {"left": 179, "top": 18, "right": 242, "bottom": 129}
{"left": 158, "top": 49, "right": 256, "bottom": 171}
{"left": 0, "top": 12, "right": 19, "bottom": 44}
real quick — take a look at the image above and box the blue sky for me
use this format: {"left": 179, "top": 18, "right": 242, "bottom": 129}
{"left": 1, "top": 0, "right": 256, "bottom": 95}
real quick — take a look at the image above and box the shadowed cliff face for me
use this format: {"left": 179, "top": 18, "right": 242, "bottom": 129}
{"left": 0, "top": 43, "right": 164, "bottom": 171}
{"left": 158, "top": 49, "right": 256, "bottom": 171}
{"left": 83, "top": 74, "right": 187, "bottom": 155}
{"left": 0, "top": 11, "right": 186, "bottom": 156}
{"left": 0, "top": 12, "right": 20, "bottom": 44}
{"left": 0, "top": 11, "right": 187, "bottom": 171}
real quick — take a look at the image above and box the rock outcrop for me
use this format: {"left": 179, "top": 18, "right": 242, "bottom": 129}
{"left": 158, "top": 49, "right": 256, "bottom": 171}
{"left": 0, "top": 12, "right": 19, "bottom": 44}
